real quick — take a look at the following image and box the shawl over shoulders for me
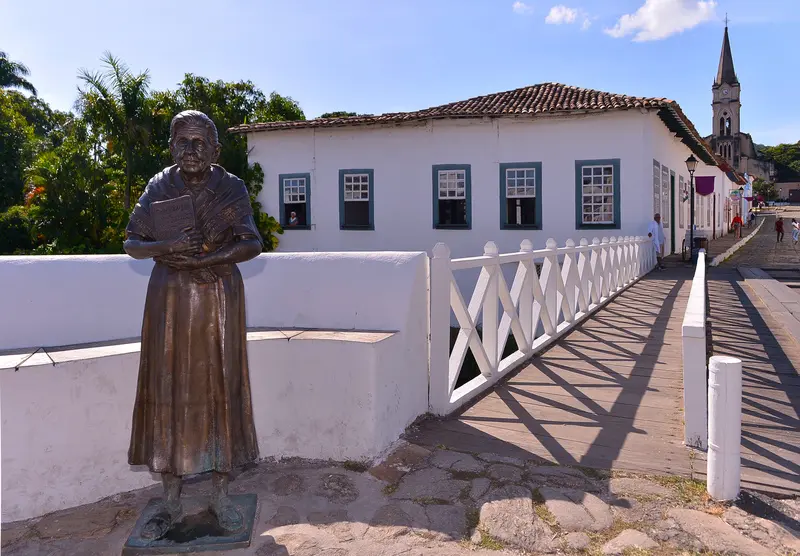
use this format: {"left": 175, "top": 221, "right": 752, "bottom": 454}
{"left": 126, "top": 165, "right": 262, "bottom": 247}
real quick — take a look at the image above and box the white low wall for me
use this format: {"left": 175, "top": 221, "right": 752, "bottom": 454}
{"left": 0, "top": 252, "right": 427, "bottom": 350}
{"left": 681, "top": 249, "right": 707, "bottom": 449}
{"left": 0, "top": 253, "right": 429, "bottom": 523}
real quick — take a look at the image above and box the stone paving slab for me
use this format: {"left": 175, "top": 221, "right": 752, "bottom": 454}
{"left": 2, "top": 443, "right": 798, "bottom": 556}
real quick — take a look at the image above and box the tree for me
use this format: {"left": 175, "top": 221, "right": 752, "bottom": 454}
{"left": 25, "top": 119, "right": 124, "bottom": 253}
{"left": 320, "top": 111, "right": 356, "bottom": 118}
{"left": 0, "top": 51, "right": 37, "bottom": 95}
{"left": 319, "top": 111, "right": 374, "bottom": 118}
{"left": 0, "top": 91, "right": 35, "bottom": 210}
{"left": 77, "top": 52, "right": 152, "bottom": 209}
{"left": 760, "top": 142, "right": 800, "bottom": 182}
{"left": 752, "top": 177, "right": 778, "bottom": 201}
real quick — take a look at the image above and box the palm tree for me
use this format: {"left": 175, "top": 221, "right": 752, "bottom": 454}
{"left": 0, "top": 51, "right": 37, "bottom": 95}
{"left": 76, "top": 52, "right": 150, "bottom": 209}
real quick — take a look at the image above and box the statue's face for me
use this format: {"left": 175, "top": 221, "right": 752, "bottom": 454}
{"left": 170, "top": 123, "right": 219, "bottom": 175}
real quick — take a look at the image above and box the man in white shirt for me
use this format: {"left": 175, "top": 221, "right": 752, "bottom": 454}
{"left": 647, "top": 213, "right": 666, "bottom": 270}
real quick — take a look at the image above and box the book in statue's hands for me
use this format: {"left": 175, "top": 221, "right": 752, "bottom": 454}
{"left": 150, "top": 195, "right": 196, "bottom": 241}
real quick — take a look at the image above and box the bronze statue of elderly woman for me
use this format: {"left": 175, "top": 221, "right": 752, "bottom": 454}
{"left": 123, "top": 110, "right": 261, "bottom": 547}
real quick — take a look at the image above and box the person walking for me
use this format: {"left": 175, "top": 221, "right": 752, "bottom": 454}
{"left": 731, "top": 214, "right": 743, "bottom": 239}
{"left": 792, "top": 218, "right": 799, "bottom": 245}
{"left": 647, "top": 213, "right": 666, "bottom": 270}
{"left": 776, "top": 218, "right": 785, "bottom": 243}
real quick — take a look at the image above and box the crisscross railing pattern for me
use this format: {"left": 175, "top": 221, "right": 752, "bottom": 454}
{"left": 429, "top": 235, "right": 656, "bottom": 415}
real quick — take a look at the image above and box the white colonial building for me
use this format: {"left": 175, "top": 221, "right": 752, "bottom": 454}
{"left": 232, "top": 82, "right": 743, "bottom": 257}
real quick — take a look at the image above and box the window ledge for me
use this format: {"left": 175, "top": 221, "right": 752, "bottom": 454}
{"left": 340, "top": 226, "right": 374, "bottom": 231}
{"left": 283, "top": 225, "right": 311, "bottom": 230}
{"left": 501, "top": 225, "right": 541, "bottom": 230}
{"left": 435, "top": 225, "right": 471, "bottom": 230}
{"left": 577, "top": 224, "right": 621, "bottom": 230}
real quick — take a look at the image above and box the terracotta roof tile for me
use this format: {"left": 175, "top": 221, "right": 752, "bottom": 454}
{"left": 229, "top": 82, "right": 720, "bottom": 165}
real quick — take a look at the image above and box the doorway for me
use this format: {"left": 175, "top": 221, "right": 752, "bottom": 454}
{"left": 670, "top": 172, "right": 676, "bottom": 254}
{"left": 713, "top": 194, "right": 717, "bottom": 239}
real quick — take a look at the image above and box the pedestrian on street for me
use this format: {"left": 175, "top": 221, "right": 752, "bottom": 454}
{"left": 647, "top": 213, "right": 666, "bottom": 270}
{"left": 792, "top": 218, "right": 799, "bottom": 245}
{"left": 775, "top": 218, "right": 785, "bottom": 243}
{"left": 731, "top": 214, "right": 743, "bottom": 239}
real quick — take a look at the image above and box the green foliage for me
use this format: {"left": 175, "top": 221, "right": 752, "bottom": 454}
{"left": 760, "top": 142, "right": 800, "bottom": 182}
{"left": 320, "top": 111, "right": 357, "bottom": 118}
{"left": 752, "top": 177, "right": 778, "bottom": 201}
{"left": 0, "top": 51, "right": 37, "bottom": 95}
{"left": 2, "top": 52, "right": 303, "bottom": 254}
{"left": 0, "top": 205, "right": 34, "bottom": 254}
{"left": 319, "top": 111, "right": 373, "bottom": 118}
{"left": 77, "top": 52, "right": 152, "bottom": 210}
{"left": 0, "top": 91, "right": 35, "bottom": 210}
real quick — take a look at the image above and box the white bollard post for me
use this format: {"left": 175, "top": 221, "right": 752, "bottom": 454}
{"left": 707, "top": 355, "right": 743, "bottom": 501}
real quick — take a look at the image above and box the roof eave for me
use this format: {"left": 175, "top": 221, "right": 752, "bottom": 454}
{"left": 656, "top": 105, "right": 717, "bottom": 166}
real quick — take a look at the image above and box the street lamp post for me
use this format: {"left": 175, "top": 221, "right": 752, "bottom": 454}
{"left": 685, "top": 154, "right": 698, "bottom": 263}
{"left": 739, "top": 186, "right": 745, "bottom": 219}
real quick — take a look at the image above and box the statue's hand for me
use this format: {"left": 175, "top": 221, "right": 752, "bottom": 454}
{"left": 155, "top": 252, "right": 203, "bottom": 270}
{"left": 168, "top": 228, "right": 204, "bottom": 254}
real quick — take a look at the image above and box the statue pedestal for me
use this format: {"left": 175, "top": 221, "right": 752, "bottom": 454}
{"left": 122, "top": 494, "right": 257, "bottom": 555}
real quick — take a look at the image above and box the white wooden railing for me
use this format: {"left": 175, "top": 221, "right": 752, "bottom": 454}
{"left": 681, "top": 248, "right": 708, "bottom": 449}
{"left": 429, "top": 236, "right": 656, "bottom": 415}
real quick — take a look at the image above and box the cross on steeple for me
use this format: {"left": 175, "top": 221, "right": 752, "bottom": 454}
{"left": 724, "top": 13, "right": 729, "bottom": 27}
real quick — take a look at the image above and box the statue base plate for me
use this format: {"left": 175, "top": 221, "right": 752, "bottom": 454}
{"left": 122, "top": 494, "right": 257, "bottom": 555}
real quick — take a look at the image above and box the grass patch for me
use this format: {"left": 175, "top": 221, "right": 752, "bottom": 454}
{"left": 586, "top": 519, "right": 636, "bottom": 555}
{"left": 382, "top": 483, "right": 398, "bottom": 496}
{"left": 530, "top": 488, "right": 558, "bottom": 529}
{"left": 342, "top": 460, "right": 370, "bottom": 473}
{"left": 650, "top": 475, "right": 707, "bottom": 505}
{"left": 578, "top": 466, "right": 609, "bottom": 480}
{"left": 477, "top": 531, "right": 505, "bottom": 550}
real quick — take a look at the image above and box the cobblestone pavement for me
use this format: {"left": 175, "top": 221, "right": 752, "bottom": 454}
{"left": 722, "top": 208, "right": 800, "bottom": 267}
{"left": 2, "top": 442, "right": 798, "bottom": 555}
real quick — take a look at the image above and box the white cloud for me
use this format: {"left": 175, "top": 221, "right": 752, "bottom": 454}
{"left": 512, "top": 1, "right": 534, "bottom": 15}
{"left": 545, "top": 5, "right": 592, "bottom": 31}
{"left": 605, "top": 0, "right": 717, "bottom": 41}
{"left": 545, "top": 5, "right": 577, "bottom": 24}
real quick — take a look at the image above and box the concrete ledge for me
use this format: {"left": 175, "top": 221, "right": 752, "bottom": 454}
{"left": 0, "top": 329, "right": 397, "bottom": 371}
{"left": 1, "top": 328, "right": 427, "bottom": 522}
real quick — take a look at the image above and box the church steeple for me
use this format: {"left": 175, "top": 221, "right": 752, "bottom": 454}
{"left": 715, "top": 22, "right": 738, "bottom": 86}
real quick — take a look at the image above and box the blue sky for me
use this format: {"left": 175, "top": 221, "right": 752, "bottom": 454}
{"left": 2, "top": 0, "right": 797, "bottom": 144}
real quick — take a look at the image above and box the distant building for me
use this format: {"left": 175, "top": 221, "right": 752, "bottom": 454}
{"left": 703, "top": 24, "right": 773, "bottom": 181}
{"left": 233, "top": 82, "right": 741, "bottom": 257}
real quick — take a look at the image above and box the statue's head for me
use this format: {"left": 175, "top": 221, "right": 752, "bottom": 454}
{"left": 169, "top": 110, "right": 221, "bottom": 175}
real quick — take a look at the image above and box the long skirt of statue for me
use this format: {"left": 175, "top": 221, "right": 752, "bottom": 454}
{"left": 128, "top": 263, "right": 259, "bottom": 476}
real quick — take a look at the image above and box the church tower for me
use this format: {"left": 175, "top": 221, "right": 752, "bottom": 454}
{"left": 710, "top": 23, "right": 741, "bottom": 167}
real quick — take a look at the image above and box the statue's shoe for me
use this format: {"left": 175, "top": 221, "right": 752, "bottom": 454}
{"left": 209, "top": 496, "right": 244, "bottom": 532}
{"left": 140, "top": 503, "right": 181, "bottom": 541}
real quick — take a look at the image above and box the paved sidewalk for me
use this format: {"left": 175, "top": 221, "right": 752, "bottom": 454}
{"left": 722, "top": 211, "right": 800, "bottom": 268}
{"left": 2, "top": 442, "right": 799, "bottom": 555}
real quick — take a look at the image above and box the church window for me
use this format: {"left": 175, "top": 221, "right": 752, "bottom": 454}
{"left": 725, "top": 118, "right": 731, "bottom": 136}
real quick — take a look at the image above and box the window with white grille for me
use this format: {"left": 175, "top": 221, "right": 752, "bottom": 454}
{"left": 280, "top": 174, "right": 309, "bottom": 228}
{"left": 436, "top": 168, "right": 469, "bottom": 227}
{"left": 581, "top": 165, "right": 615, "bottom": 224}
{"left": 341, "top": 171, "right": 372, "bottom": 229}
{"left": 503, "top": 167, "right": 537, "bottom": 227}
